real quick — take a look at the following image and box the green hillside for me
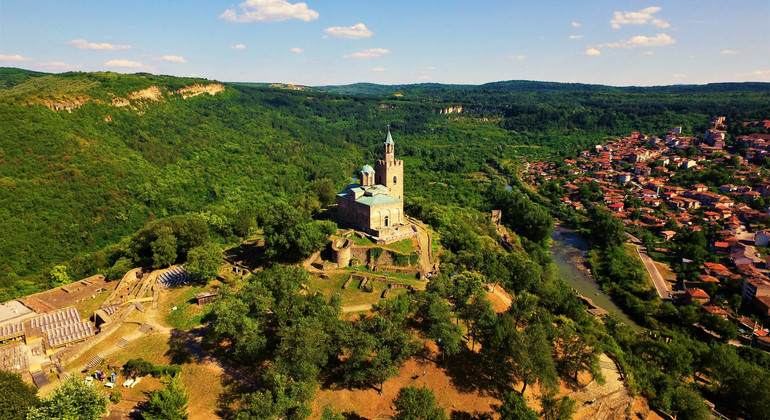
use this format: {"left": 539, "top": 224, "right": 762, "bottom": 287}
{"left": 1, "top": 68, "right": 769, "bottom": 300}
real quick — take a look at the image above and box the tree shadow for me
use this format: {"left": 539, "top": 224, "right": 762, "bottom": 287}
{"left": 165, "top": 330, "right": 195, "bottom": 365}
{"left": 441, "top": 348, "right": 499, "bottom": 397}
{"left": 450, "top": 410, "right": 493, "bottom": 420}
{"left": 216, "top": 376, "right": 251, "bottom": 420}
{"left": 342, "top": 412, "right": 368, "bottom": 420}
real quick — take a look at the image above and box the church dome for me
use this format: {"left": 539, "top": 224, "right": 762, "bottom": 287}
{"left": 361, "top": 164, "right": 375, "bottom": 174}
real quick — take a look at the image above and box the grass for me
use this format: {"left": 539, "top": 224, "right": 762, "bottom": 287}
{"left": 350, "top": 235, "right": 375, "bottom": 246}
{"left": 162, "top": 286, "right": 212, "bottom": 331}
{"left": 383, "top": 238, "right": 417, "bottom": 254}
{"left": 73, "top": 289, "right": 111, "bottom": 319}
{"left": 111, "top": 334, "right": 172, "bottom": 366}
{"left": 307, "top": 273, "right": 409, "bottom": 307}
{"left": 343, "top": 266, "right": 424, "bottom": 286}
{"left": 624, "top": 244, "right": 654, "bottom": 287}
{"left": 652, "top": 260, "right": 678, "bottom": 290}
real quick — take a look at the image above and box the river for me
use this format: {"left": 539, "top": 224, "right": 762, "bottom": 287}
{"left": 550, "top": 224, "right": 641, "bottom": 330}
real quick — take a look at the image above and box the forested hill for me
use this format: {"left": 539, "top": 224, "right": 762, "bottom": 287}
{"left": 319, "top": 80, "right": 770, "bottom": 96}
{"left": 1, "top": 67, "right": 769, "bottom": 300}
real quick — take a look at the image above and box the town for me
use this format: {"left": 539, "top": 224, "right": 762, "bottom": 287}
{"left": 525, "top": 117, "right": 770, "bottom": 350}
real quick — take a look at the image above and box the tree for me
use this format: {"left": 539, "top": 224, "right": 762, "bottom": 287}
{"left": 0, "top": 370, "right": 39, "bottom": 420}
{"left": 274, "top": 316, "right": 335, "bottom": 382}
{"left": 499, "top": 391, "right": 537, "bottom": 420}
{"left": 508, "top": 290, "right": 538, "bottom": 328}
{"left": 151, "top": 226, "right": 177, "bottom": 268}
{"left": 340, "top": 315, "right": 416, "bottom": 392}
{"left": 393, "top": 386, "right": 447, "bottom": 420}
{"left": 320, "top": 404, "right": 344, "bottom": 420}
{"left": 540, "top": 394, "right": 575, "bottom": 420}
{"left": 235, "top": 374, "right": 313, "bottom": 420}
{"left": 262, "top": 201, "right": 336, "bottom": 260}
{"left": 416, "top": 292, "right": 463, "bottom": 357}
{"left": 27, "top": 378, "right": 108, "bottom": 420}
{"left": 185, "top": 242, "right": 221, "bottom": 281}
{"left": 143, "top": 375, "right": 189, "bottom": 420}
{"left": 106, "top": 257, "right": 134, "bottom": 281}
{"left": 49, "top": 265, "right": 70, "bottom": 287}
{"left": 587, "top": 206, "right": 626, "bottom": 247}
{"left": 480, "top": 315, "right": 557, "bottom": 395}
{"left": 204, "top": 290, "right": 267, "bottom": 364}
{"left": 555, "top": 320, "right": 601, "bottom": 383}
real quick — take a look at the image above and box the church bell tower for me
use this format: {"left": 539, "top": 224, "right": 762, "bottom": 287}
{"left": 375, "top": 129, "right": 403, "bottom": 200}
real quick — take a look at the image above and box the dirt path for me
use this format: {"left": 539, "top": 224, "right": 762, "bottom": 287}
{"left": 570, "top": 353, "right": 635, "bottom": 420}
{"left": 407, "top": 217, "right": 435, "bottom": 273}
{"left": 342, "top": 304, "right": 373, "bottom": 313}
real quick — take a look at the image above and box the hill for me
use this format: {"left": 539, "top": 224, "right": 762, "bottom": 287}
{"left": 1, "top": 67, "right": 769, "bottom": 300}
{"left": 319, "top": 79, "right": 770, "bottom": 96}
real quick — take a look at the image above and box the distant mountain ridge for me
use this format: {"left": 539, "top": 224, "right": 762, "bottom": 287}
{"left": 318, "top": 80, "right": 770, "bottom": 95}
{"left": 4, "top": 67, "right": 767, "bottom": 96}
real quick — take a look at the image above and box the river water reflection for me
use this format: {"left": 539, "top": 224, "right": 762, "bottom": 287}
{"left": 550, "top": 225, "right": 641, "bottom": 330}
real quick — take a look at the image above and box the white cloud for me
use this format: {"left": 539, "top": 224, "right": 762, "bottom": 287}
{"left": 229, "top": 44, "right": 247, "bottom": 50}
{"left": 568, "top": 35, "right": 583, "bottom": 40}
{"left": 599, "top": 33, "right": 675, "bottom": 49}
{"left": 220, "top": 0, "right": 319, "bottom": 22}
{"left": 343, "top": 48, "right": 391, "bottom": 59}
{"left": 41, "top": 61, "right": 82, "bottom": 71}
{"left": 673, "top": 73, "right": 686, "bottom": 78}
{"left": 642, "top": 50, "right": 654, "bottom": 56}
{"left": 583, "top": 48, "right": 601, "bottom": 56}
{"left": 161, "top": 55, "right": 186, "bottom": 63}
{"left": 104, "top": 59, "right": 142, "bottom": 68}
{"left": 572, "top": 21, "right": 581, "bottom": 28}
{"left": 507, "top": 54, "right": 526, "bottom": 61}
{"left": 67, "top": 39, "right": 131, "bottom": 51}
{"left": 0, "top": 54, "right": 33, "bottom": 62}
{"left": 734, "top": 69, "right": 770, "bottom": 78}
{"left": 290, "top": 47, "right": 304, "bottom": 53}
{"left": 373, "top": 67, "right": 387, "bottom": 72}
{"left": 610, "top": 6, "right": 670, "bottom": 29}
{"left": 720, "top": 49, "right": 739, "bottom": 55}
{"left": 324, "top": 23, "right": 373, "bottom": 39}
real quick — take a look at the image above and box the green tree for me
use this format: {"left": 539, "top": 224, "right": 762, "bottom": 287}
{"left": 499, "top": 391, "right": 538, "bottom": 420}
{"left": 27, "top": 378, "right": 108, "bottom": 420}
{"left": 235, "top": 374, "right": 313, "bottom": 420}
{"left": 151, "top": 226, "right": 178, "bottom": 268}
{"left": 263, "top": 201, "right": 337, "bottom": 260}
{"left": 587, "top": 206, "right": 626, "bottom": 247}
{"left": 540, "top": 394, "right": 575, "bottom": 420}
{"left": 393, "top": 386, "right": 447, "bottom": 420}
{"left": 185, "top": 242, "right": 221, "bottom": 281}
{"left": 49, "top": 265, "right": 70, "bottom": 287}
{"left": 555, "top": 320, "right": 601, "bottom": 383}
{"left": 320, "top": 404, "right": 344, "bottom": 420}
{"left": 106, "top": 257, "right": 134, "bottom": 281}
{"left": 143, "top": 375, "right": 189, "bottom": 420}
{"left": 0, "top": 370, "right": 39, "bottom": 420}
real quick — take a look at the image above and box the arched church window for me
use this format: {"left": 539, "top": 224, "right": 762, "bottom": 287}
{"left": 393, "top": 176, "right": 397, "bottom": 184}
{"left": 384, "top": 216, "right": 390, "bottom": 227}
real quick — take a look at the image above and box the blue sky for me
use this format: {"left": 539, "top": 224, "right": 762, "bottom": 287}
{"left": 1, "top": 0, "right": 768, "bottom": 86}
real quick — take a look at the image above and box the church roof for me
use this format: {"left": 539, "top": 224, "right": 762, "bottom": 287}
{"left": 384, "top": 130, "right": 394, "bottom": 145}
{"left": 361, "top": 164, "right": 375, "bottom": 173}
{"left": 356, "top": 193, "right": 401, "bottom": 207}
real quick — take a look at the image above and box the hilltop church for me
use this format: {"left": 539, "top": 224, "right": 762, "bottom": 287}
{"left": 337, "top": 130, "right": 414, "bottom": 243}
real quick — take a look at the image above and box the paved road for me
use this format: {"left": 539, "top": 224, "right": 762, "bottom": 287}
{"left": 627, "top": 234, "right": 672, "bottom": 301}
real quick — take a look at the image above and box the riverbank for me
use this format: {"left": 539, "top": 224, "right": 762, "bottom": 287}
{"left": 550, "top": 224, "right": 642, "bottom": 330}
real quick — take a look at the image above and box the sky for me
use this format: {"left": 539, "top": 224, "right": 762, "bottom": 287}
{"left": 1, "top": 0, "right": 769, "bottom": 86}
